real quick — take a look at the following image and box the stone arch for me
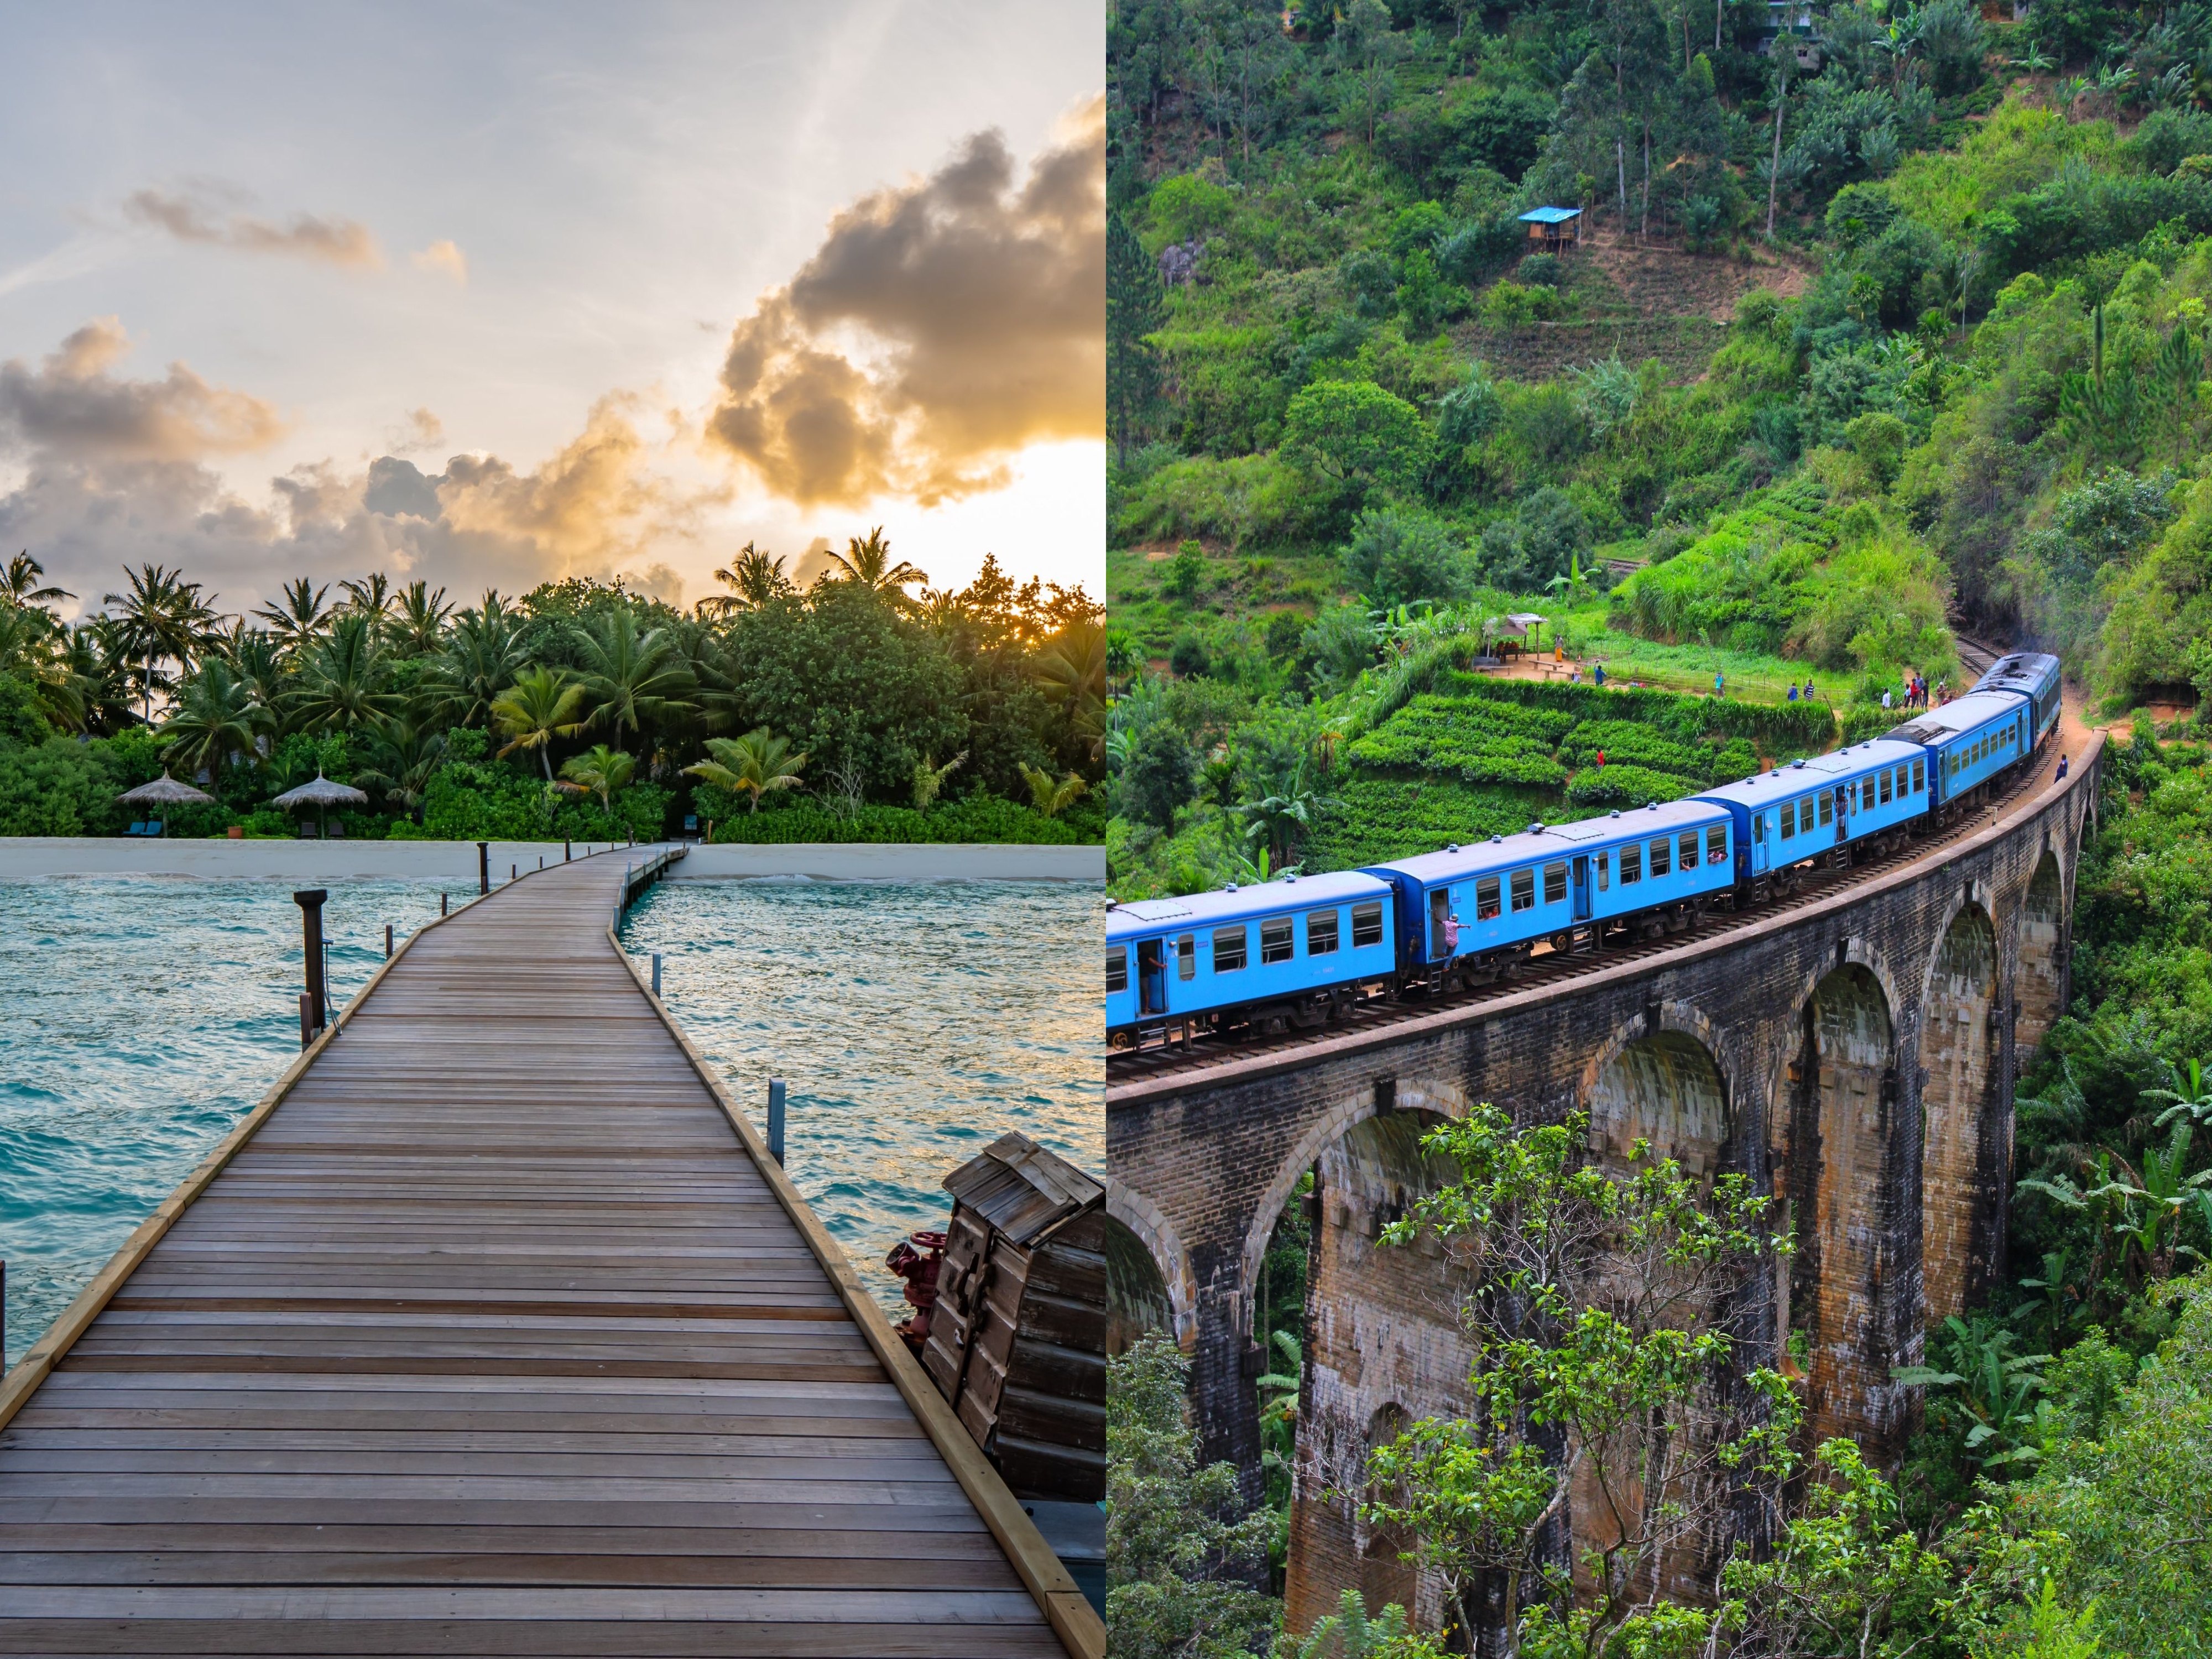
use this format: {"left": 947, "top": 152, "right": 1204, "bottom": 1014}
{"left": 1355, "top": 1404, "right": 1418, "bottom": 1619}
{"left": 1108, "top": 1180, "right": 1198, "bottom": 1352}
{"left": 1919, "top": 900, "right": 2000, "bottom": 1321}
{"left": 2016, "top": 848, "right": 2067, "bottom": 1062}
{"left": 1236, "top": 1077, "right": 1470, "bottom": 1339}
{"left": 1584, "top": 1026, "right": 1731, "bottom": 1179}
{"left": 1778, "top": 959, "right": 1899, "bottom": 1445}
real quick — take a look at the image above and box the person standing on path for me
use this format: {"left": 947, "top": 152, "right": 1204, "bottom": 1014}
{"left": 1715, "top": 670, "right": 1724, "bottom": 697}
{"left": 2057, "top": 753, "right": 2069, "bottom": 781}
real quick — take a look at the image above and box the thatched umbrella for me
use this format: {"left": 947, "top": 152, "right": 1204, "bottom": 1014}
{"left": 272, "top": 769, "right": 369, "bottom": 839}
{"left": 115, "top": 773, "right": 215, "bottom": 824}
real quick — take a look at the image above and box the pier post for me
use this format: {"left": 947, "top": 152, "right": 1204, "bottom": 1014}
{"left": 385, "top": 924, "right": 393, "bottom": 959}
{"left": 651, "top": 953, "right": 662, "bottom": 997}
{"left": 293, "top": 889, "right": 328, "bottom": 1040}
{"left": 477, "top": 842, "right": 489, "bottom": 895}
{"left": 768, "top": 1078, "right": 786, "bottom": 1165}
{"left": 565, "top": 840, "right": 572, "bottom": 862}
{"left": 441, "top": 892, "right": 448, "bottom": 916}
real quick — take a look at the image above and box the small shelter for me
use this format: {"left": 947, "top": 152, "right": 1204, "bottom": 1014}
{"left": 918, "top": 1130, "right": 1104, "bottom": 1503}
{"left": 1486, "top": 612, "right": 1549, "bottom": 657}
{"left": 270, "top": 769, "right": 368, "bottom": 839}
{"left": 1519, "top": 205, "right": 1582, "bottom": 252}
{"left": 114, "top": 772, "right": 213, "bottom": 836}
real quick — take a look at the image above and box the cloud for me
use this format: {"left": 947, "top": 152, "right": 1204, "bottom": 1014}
{"left": 0, "top": 322, "right": 702, "bottom": 611}
{"left": 705, "top": 93, "right": 1104, "bottom": 508}
{"left": 412, "top": 239, "right": 468, "bottom": 284}
{"left": 124, "top": 184, "right": 384, "bottom": 269}
{"left": 382, "top": 406, "right": 446, "bottom": 455}
{"left": 0, "top": 317, "right": 288, "bottom": 462}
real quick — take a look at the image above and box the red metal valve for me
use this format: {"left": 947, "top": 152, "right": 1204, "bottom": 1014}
{"left": 885, "top": 1229, "right": 947, "bottom": 1354}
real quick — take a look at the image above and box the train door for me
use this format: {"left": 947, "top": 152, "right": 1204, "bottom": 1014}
{"left": 1571, "top": 855, "right": 1592, "bottom": 920}
{"left": 1136, "top": 939, "right": 1167, "bottom": 1016}
{"left": 1834, "top": 787, "right": 1850, "bottom": 843}
{"left": 1429, "top": 888, "right": 1451, "bottom": 960}
{"left": 1751, "top": 812, "right": 1769, "bottom": 875}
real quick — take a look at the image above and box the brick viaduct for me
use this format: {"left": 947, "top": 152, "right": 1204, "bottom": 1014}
{"left": 1104, "top": 742, "right": 2099, "bottom": 1634}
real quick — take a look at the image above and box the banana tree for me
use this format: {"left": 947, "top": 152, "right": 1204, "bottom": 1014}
{"left": 1893, "top": 1314, "right": 2052, "bottom": 1471}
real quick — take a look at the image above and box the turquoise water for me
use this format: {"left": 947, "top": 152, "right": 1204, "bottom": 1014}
{"left": 617, "top": 880, "right": 1104, "bottom": 1298}
{"left": 0, "top": 878, "right": 452, "bottom": 1366}
{"left": 0, "top": 875, "right": 1102, "bottom": 1365}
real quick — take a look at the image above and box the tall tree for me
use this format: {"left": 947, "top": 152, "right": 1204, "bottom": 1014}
{"left": 490, "top": 666, "right": 591, "bottom": 780}
{"left": 571, "top": 606, "right": 697, "bottom": 745}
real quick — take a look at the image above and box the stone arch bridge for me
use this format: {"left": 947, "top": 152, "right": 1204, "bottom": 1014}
{"left": 1105, "top": 743, "right": 2099, "bottom": 1632}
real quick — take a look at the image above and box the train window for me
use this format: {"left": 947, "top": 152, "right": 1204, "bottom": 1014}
{"left": 1177, "top": 935, "right": 1195, "bottom": 980}
{"left": 1598, "top": 851, "right": 1611, "bottom": 890}
{"left": 1913, "top": 758, "right": 1925, "bottom": 792}
{"left": 1213, "top": 926, "right": 1247, "bottom": 974}
{"left": 1678, "top": 831, "right": 1699, "bottom": 870}
{"left": 1544, "top": 860, "right": 1567, "bottom": 905}
{"left": 1351, "top": 902, "right": 1384, "bottom": 949}
{"left": 1707, "top": 825, "right": 1728, "bottom": 863}
{"left": 1780, "top": 800, "right": 1796, "bottom": 839}
{"left": 1819, "top": 792, "right": 1834, "bottom": 826}
{"left": 1307, "top": 908, "right": 1340, "bottom": 955}
{"left": 1879, "top": 769, "right": 1892, "bottom": 805}
{"left": 1261, "top": 917, "right": 1294, "bottom": 965}
{"left": 1107, "top": 947, "right": 1127, "bottom": 994}
{"left": 1476, "top": 875, "right": 1502, "bottom": 920}
{"left": 1649, "top": 837, "right": 1671, "bottom": 878}
{"left": 1511, "top": 868, "right": 1535, "bottom": 912}
{"left": 1620, "top": 842, "right": 1642, "bottom": 884}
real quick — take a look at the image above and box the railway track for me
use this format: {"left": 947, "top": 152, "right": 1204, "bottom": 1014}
{"left": 1107, "top": 688, "right": 2054, "bottom": 1093}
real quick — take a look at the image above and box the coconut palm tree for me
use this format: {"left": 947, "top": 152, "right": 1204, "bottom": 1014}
{"left": 354, "top": 717, "right": 447, "bottom": 822}
{"left": 1017, "top": 762, "right": 1090, "bottom": 818}
{"left": 290, "top": 612, "right": 404, "bottom": 732}
{"left": 389, "top": 580, "right": 455, "bottom": 657}
{"left": 1032, "top": 618, "right": 1107, "bottom": 761}
{"left": 0, "top": 603, "right": 86, "bottom": 731}
{"left": 491, "top": 666, "right": 591, "bottom": 779}
{"left": 338, "top": 573, "right": 397, "bottom": 633}
{"left": 827, "top": 526, "right": 927, "bottom": 604}
{"left": 103, "top": 562, "right": 218, "bottom": 719}
{"left": 252, "top": 577, "right": 334, "bottom": 658}
{"left": 158, "top": 661, "right": 270, "bottom": 781}
{"left": 701, "top": 542, "right": 791, "bottom": 614}
{"left": 682, "top": 727, "right": 807, "bottom": 812}
{"left": 3, "top": 551, "right": 73, "bottom": 612}
{"left": 559, "top": 743, "right": 635, "bottom": 813}
{"left": 571, "top": 606, "right": 697, "bottom": 745}
{"left": 425, "top": 593, "right": 528, "bottom": 728}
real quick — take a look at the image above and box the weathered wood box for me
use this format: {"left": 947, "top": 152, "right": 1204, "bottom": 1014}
{"left": 920, "top": 1131, "right": 1105, "bottom": 1502}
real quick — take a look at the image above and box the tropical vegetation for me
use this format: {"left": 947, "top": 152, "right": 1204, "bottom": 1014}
{"left": 0, "top": 538, "right": 1104, "bottom": 843}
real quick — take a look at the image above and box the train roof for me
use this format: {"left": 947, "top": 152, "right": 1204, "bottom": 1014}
{"left": 1366, "top": 797, "right": 1730, "bottom": 888}
{"left": 1885, "top": 690, "right": 2025, "bottom": 747}
{"left": 1973, "top": 651, "right": 2062, "bottom": 696}
{"left": 1698, "top": 738, "right": 1926, "bottom": 810}
{"left": 1105, "top": 868, "right": 1392, "bottom": 940}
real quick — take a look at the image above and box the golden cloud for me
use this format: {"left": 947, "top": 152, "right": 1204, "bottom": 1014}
{"left": 412, "top": 239, "right": 468, "bottom": 284}
{"left": 124, "top": 185, "right": 384, "bottom": 269}
{"left": 0, "top": 317, "right": 288, "bottom": 461}
{"left": 706, "top": 94, "right": 1104, "bottom": 508}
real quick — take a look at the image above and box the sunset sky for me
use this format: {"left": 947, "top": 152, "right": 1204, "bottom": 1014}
{"left": 0, "top": 3, "right": 1104, "bottom": 618}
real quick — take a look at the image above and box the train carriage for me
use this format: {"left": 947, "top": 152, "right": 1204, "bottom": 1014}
{"left": 1105, "top": 870, "right": 1396, "bottom": 1044}
{"left": 1695, "top": 738, "right": 1928, "bottom": 888}
{"left": 1971, "top": 651, "right": 2063, "bottom": 750}
{"left": 1885, "top": 690, "right": 2034, "bottom": 813}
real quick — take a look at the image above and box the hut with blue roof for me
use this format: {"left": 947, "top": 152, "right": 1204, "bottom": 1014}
{"left": 1519, "top": 205, "right": 1582, "bottom": 252}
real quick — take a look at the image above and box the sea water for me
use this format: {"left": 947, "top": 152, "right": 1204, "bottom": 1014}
{"left": 0, "top": 875, "right": 1102, "bottom": 1364}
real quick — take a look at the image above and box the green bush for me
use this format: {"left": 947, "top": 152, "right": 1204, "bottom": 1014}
{"left": 707, "top": 790, "right": 1087, "bottom": 845}
{"left": 1562, "top": 764, "right": 1696, "bottom": 808}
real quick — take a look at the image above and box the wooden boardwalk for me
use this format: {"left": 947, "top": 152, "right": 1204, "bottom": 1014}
{"left": 0, "top": 849, "right": 1097, "bottom": 1658}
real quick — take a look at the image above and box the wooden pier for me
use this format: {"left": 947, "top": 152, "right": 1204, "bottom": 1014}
{"left": 0, "top": 848, "right": 1098, "bottom": 1657}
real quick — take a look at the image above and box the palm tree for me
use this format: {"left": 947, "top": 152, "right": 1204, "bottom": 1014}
{"left": 1033, "top": 618, "right": 1107, "bottom": 761}
{"left": 1017, "top": 761, "right": 1090, "bottom": 818}
{"left": 353, "top": 717, "right": 447, "bottom": 821}
{"left": 339, "top": 573, "right": 397, "bottom": 632}
{"left": 253, "top": 577, "right": 333, "bottom": 657}
{"left": 571, "top": 606, "right": 697, "bottom": 744}
{"left": 912, "top": 750, "right": 966, "bottom": 810}
{"left": 69, "top": 619, "right": 137, "bottom": 736}
{"left": 828, "top": 526, "right": 927, "bottom": 603}
{"left": 290, "top": 612, "right": 404, "bottom": 732}
{"left": 560, "top": 743, "right": 635, "bottom": 813}
{"left": 1235, "top": 753, "right": 1341, "bottom": 871}
{"left": 157, "top": 661, "right": 270, "bottom": 781}
{"left": 0, "top": 603, "right": 86, "bottom": 731}
{"left": 701, "top": 542, "right": 791, "bottom": 613}
{"left": 390, "top": 580, "right": 454, "bottom": 656}
{"left": 491, "top": 666, "right": 591, "bottom": 779}
{"left": 425, "top": 593, "right": 528, "bottom": 728}
{"left": 682, "top": 727, "right": 807, "bottom": 812}
{"left": 103, "top": 563, "right": 218, "bottom": 719}
{"left": 3, "top": 551, "right": 73, "bottom": 611}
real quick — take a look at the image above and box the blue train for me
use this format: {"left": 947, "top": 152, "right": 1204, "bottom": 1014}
{"left": 1107, "top": 652, "right": 2065, "bottom": 1047}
